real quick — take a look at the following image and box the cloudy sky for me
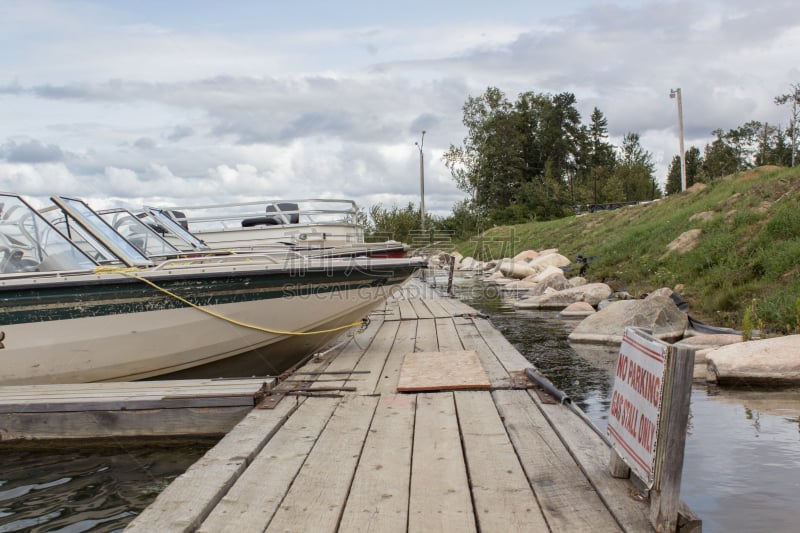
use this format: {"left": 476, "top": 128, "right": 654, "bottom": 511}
{"left": 1, "top": 0, "right": 798, "bottom": 216}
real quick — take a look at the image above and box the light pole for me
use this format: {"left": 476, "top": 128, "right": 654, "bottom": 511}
{"left": 414, "top": 130, "right": 426, "bottom": 231}
{"left": 670, "top": 88, "right": 687, "bottom": 191}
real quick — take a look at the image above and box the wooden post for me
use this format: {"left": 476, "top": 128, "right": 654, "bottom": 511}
{"left": 447, "top": 254, "right": 455, "bottom": 296}
{"left": 649, "top": 345, "right": 695, "bottom": 532}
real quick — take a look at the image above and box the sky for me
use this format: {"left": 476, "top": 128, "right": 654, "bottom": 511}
{"left": 1, "top": 0, "right": 799, "bottom": 217}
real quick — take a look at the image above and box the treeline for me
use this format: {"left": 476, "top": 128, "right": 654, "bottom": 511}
{"left": 368, "top": 84, "right": 799, "bottom": 243}
{"left": 442, "top": 86, "right": 659, "bottom": 227}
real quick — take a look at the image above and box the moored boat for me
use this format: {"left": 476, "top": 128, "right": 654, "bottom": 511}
{"left": 0, "top": 193, "right": 423, "bottom": 384}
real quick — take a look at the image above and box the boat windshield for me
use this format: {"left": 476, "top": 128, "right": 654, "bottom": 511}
{"left": 141, "top": 207, "right": 210, "bottom": 251}
{"left": 0, "top": 194, "right": 97, "bottom": 274}
{"left": 98, "top": 208, "right": 180, "bottom": 258}
{"left": 50, "top": 196, "right": 153, "bottom": 268}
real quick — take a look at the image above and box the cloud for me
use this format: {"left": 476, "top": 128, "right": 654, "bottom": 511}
{"left": 1, "top": 139, "right": 65, "bottom": 163}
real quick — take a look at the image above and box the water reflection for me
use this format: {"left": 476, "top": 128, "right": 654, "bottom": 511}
{"left": 452, "top": 277, "right": 800, "bottom": 533}
{"left": 0, "top": 440, "right": 214, "bottom": 533}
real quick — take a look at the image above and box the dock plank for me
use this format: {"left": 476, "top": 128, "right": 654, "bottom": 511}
{"left": 374, "top": 320, "right": 418, "bottom": 395}
{"left": 409, "top": 298, "right": 434, "bottom": 319}
{"left": 453, "top": 317, "right": 513, "bottom": 388}
{"left": 398, "top": 299, "right": 417, "bottom": 320}
{"left": 198, "top": 396, "right": 340, "bottom": 533}
{"left": 454, "top": 391, "right": 549, "bottom": 532}
{"left": 339, "top": 394, "right": 416, "bottom": 533}
{"left": 126, "top": 397, "right": 301, "bottom": 532}
{"left": 434, "top": 317, "right": 464, "bottom": 351}
{"left": 530, "top": 391, "right": 655, "bottom": 532}
{"left": 352, "top": 320, "right": 400, "bottom": 393}
{"left": 493, "top": 389, "right": 621, "bottom": 532}
{"left": 413, "top": 318, "right": 438, "bottom": 352}
{"left": 266, "top": 395, "right": 379, "bottom": 533}
{"left": 408, "top": 392, "right": 477, "bottom": 533}
{"left": 420, "top": 298, "right": 452, "bottom": 318}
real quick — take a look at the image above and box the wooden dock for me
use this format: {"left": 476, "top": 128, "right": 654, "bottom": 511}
{"left": 0, "top": 377, "right": 274, "bottom": 441}
{"left": 127, "top": 279, "right": 698, "bottom": 532}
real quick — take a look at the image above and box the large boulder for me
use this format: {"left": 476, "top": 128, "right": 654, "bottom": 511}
{"left": 514, "top": 282, "right": 612, "bottom": 310}
{"left": 530, "top": 265, "right": 565, "bottom": 283}
{"left": 674, "top": 334, "right": 743, "bottom": 380}
{"left": 499, "top": 260, "right": 535, "bottom": 279}
{"left": 560, "top": 301, "right": 596, "bottom": 318}
{"left": 459, "top": 256, "right": 477, "bottom": 270}
{"left": 526, "top": 271, "right": 572, "bottom": 296}
{"left": 513, "top": 249, "right": 539, "bottom": 263}
{"left": 528, "top": 253, "right": 571, "bottom": 273}
{"left": 567, "top": 295, "right": 688, "bottom": 345}
{"left": 705, "top": 335, "right": 800, "bottom": 386}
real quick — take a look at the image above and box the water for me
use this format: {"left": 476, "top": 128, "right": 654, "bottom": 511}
{"left": 453, "top": 277, "right": 800, "bottom": 533}
{"left": 0, "top": 440, "right": 214, "bottom": 533}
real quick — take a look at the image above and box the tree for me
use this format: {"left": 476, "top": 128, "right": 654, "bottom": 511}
{"left": 703, "top": 129, "right": 739, "bottom": 179}
{"left": 615, "top": 132, "right": 659, "bottom": 201}
{"left": 583, "top": 107, "right": 616, "bottom": 204}
{"left": 666, "top": 146, "right": 703, "bottom": 194}
{"left": 774, "top": 83, "right": 800, "bottom": 166}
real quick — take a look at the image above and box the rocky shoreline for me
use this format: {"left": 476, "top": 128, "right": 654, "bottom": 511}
{"left": 431, "top": 248, "right": 800, "bottom": 387}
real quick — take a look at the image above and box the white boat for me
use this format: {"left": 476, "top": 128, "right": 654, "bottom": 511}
{"left": 150, "top": 198, "right": 409, "bottom": 258}
{"left": 0, "top": 194, "right": 423, "bottom": 385}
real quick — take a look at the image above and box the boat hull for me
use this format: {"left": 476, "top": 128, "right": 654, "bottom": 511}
{"left": 0, "top": 259, "right": 420, "bottom": 384}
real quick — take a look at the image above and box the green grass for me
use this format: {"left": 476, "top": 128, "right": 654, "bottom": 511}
{"left": 455, "top": 166, "right": 800, "bottom": 333}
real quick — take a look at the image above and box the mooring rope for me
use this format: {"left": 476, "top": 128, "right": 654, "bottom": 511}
{"left": 93, "top": 265, "right": 364, "bottom": 336}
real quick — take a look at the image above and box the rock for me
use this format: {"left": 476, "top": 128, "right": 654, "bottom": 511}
{"left": 450, "top": 251, "right": 463, "bottom": 267}
{"left": 675, "top": 334, "right": 743, "bottom": 380}
{"left": 513, "top": 250, "right": 539, "bottom": 262}
{"left": 499, "top": 261, "right": 535, "bottom": 279}
{"left": 531, "top": 265, "right": 565, "bottom": 283}
{"left": 459, "top": 256, "right": 477, "bottom": 270}
{"left": 689, "top": 210, "right": 714, "bottom": 223}
{"left": 514, "top": 283, "right": 612, "bottom": 310}
{"left": 706, "top": 335, "right": 800, "bottom": 386}
{"left": 665, "top": 229, "right": 702, "bottom": 255}
{"left": 528, "top": 253, "right": 571, "bottom": 273}
{"left": 501, "top": 280, "right": 539, "bottom": 291}
{"left": 538, "top": 248, "right": 559, "bottom": 256}
{"left": 567, "top": 295, "right": 688, "bottom": 345}
{"left": 560, "top": 301, "right": 596, "bottom": 318}
{"left": 568, "top": 276, "right": 587, "bottom": 287}
{"left": 526, "top": 271, "right": 571, "bottom": 296}
{"left": 486, "top": 270, "right": 506, "bottom": 281}
{"left": 646, "top": 287, "right": 674, "bottom": 299}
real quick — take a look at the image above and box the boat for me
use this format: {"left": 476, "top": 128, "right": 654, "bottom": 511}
{"left": 0, "top": 193, "right": 424, "bottom": 385}
{"left": 148, "top": 198, "right": 409, "bottom": 258}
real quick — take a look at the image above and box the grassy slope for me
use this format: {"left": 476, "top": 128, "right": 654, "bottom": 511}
{"left": 457, "top": 166, "right": 800, "bottom": 333}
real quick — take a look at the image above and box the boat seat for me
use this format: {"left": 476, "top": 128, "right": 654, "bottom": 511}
{"left": 241, "top": 203, "right": 300, "bottom": 227}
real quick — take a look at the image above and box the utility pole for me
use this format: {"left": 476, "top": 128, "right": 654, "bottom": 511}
{"left": 670, "top": 88, "right": 687, "bottom": 191}
{"left": 414, "top": 130, "right": 426, "bottom": 231}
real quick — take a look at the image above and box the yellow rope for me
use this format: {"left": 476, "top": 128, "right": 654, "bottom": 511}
{"left": 94, "top": 266, "right": 364, "bottom": 336}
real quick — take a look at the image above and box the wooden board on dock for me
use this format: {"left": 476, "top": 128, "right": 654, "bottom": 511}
{"left": 396, "top": 350, "right": 490, "bottom": 392}
{"left": 0, "top": 377, "right": 274, "bottom": 441}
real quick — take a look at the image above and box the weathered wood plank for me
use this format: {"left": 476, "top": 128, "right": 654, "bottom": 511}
{"left": 420, "top": 298, "right": 452, "bottom": 318}
{"left": 530, "top": 391, "right": 654, "bottom": 532}
{"left": 339, "top": 394, "right": 416, "bottom": 533}
{"left": 413, "top": 318, "right": 438, "bottom": 352}
{"left": 0, "top": 406, "right": 253, "bottom": 441}
{"left": 125, "top": 397, "right": 301, "bottom": 532}
{"left": 352, "top": 320, "right": 400, "bottom": 393}
{"left": 307, "top": 316, "right": 383, "bottom": 391}
{"left": 374, "top": 320, "right": 418, "bottom": 395}
{"left": 452, "top": 317, "right": 512, "bottom": 388}
{"left": 493, "top": 389, "right": 622, "bottom": 532}
{"left": 382, "top": 298, "right": 402, "bottom": 321}
{"left": 434, "top": 317, "right": 464, "bottom": 352}
{"left": 198, "top": 396, "right": 340, "bottom": 533}
{"left": 409, "top": 298, "right": 434, "bottom": 319}
{"left": 266, "top": 395, "right": 379, "bottom": 533}
{"left": 397, "top": 351, "right": 490, "bottom": 392}
{"left": 454, "top": 391, "right": 549, "bottom": 532}
{"left": 473, "top": 317, "right": 532, "bottom": 373}
{"left": 398, "top": 299, "right": 417, "bottom": 320}
{"left": 409, "top": 392, "right": 477, "bottom": 533}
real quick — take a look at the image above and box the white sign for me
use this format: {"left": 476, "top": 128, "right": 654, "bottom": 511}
{"left": 607, "top": 327, "right": 668, "bottom": 486}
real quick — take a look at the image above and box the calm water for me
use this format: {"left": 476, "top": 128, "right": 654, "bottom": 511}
{"left": 453, "top": 277, "right": 800, "bottom": 533}
{"left": 0, "top": 440, "right": 214, "bottom": 533}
